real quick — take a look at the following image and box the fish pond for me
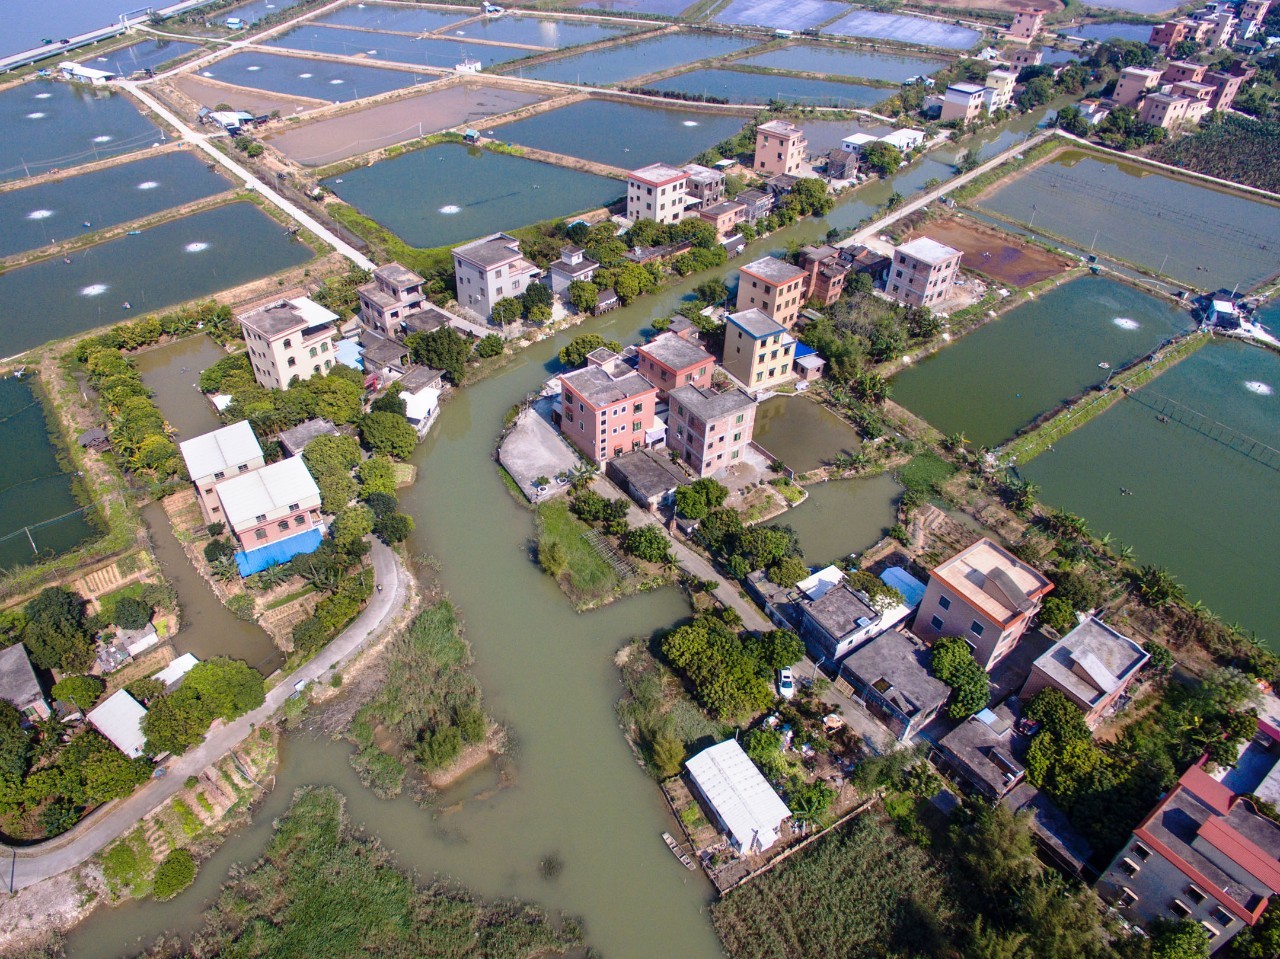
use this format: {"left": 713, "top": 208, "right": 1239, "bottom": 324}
{"left": 649, "top": 68, "right": 887, "bottom": 106}
{"left": 514, "top": 30, "right": 756, "bottom": 85}
{"left": 0, "top": 201, "right": 311, "bottom": 356}
{"left": 753, "top": 395, "right": 863, "bottom": 474}
{"left": 0, "top": 80, "right": 160, "bottom": 184}
{"left": 442, "top": 15, "right": 639, "bottom": 48}
{"left": 218, "top": 0, "right": 305, "bottom": 24}
{"left": 1069, "top": 22, "right": 1155, "bottom": 42}
{"left": 491, "top": 98, "right": 748, "bottom": 167}
{"left": 1023, "top": 339, "right": 1280, "bottom": 646}
{"left": 1071, "top": 0, "right": 1175, "bottom": 13}
{"left": 737, "top": 43, "right": 946, "bottom": 82}
{"left": 782, "top": 474, "right": 903, "bottom": 568}
{"left": 266, "top": 25, "right": 531, "bottom": 69}
{"left": 826, "top": 10, "right": 980, "bottom": 49}
{"left": 581, "top": 0, "right": 697, "bottom": 16}
{"left": 323, "top": 144, "right": 623, "bottom": 247}
{"left": 312, "top": 1, "right": 472, "bottom": 32}
{"left": 977, "top": 151, "right": 1280, "bottom": 292}
{"left": 196, "top": 51, "right": 429, "bottom": 101}
{"left": 0, "top": 149, "right": 231, "bottom": 258}
{"left": 83, "top": 38, "right": 200, "bottom": 75}
{"left": 713, "top": 0, "right": 848, "bottom": 31}
{"left": 0, "top": 375, "right": 96, "bottom": 571}
{"left": 891, "top": 275, "right": 1196, "bottom": 449}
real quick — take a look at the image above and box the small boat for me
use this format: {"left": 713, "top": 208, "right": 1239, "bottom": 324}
{"left": 63, "top": 257, "right": 71, "bottom": 264}
{"left": 122, "top": 301, "right": 132, "bottom": 309}
{"left": 662, "top": 832, "right": 696, "bottom": 870}
{"left": 1097, "top": 362, "right": 1110, "bottom": 369}
{"left": 127, "top": 230, "right": 141, "bottom": 235}
{"left": 82, "top": 221, "right": 91, "bottom": 227}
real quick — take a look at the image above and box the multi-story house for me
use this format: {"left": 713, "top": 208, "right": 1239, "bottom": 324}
{"left": 798, "top": 244, "right": 850, "bottom": 307}
{"left": 753, "top": 119, "right": 807, "bottom": 177}
{"left": 913, "top": 537, "right": 1053, "bottom": 671}
{"left": 453, "top": 232, "right": 540, "bottom": 319}
{"left": 179, "top": 420, "right": 265, "bottom": 524}
{"left": 940, "top": 82, "right": 988, "bottom": 124}
{"left": 1164, "top": 60, "right": 1208, "bottom": 84}
{"left": 215, "top": 456, "right": 324, "bottom": 557}
{"left": 0, "top": 646, "right": 50, "bottom": 722}
{"left": 681, "top": 163, "right": 726, "bottom": 209}
{"left": 982, "top": 69, "right": 1018, "bottom": 112}
{"left": 735, "top": 255, "right": 808, "bottom": 328}
{"left": 636, "top": 332, "right": 714, "bottom": 400}
{"left": 698, "top": 199, "right": 749, "bottom": 239}
{"left": 1113, "top": 66, "right": 1165, "bottom": 106}
{"left": 1009, "top": 8, "right": 1044, "bottom": 38}
{"left": 357, "top": 262, "right": 425, "bottom": 337}
{"left": 547, "top": 246, "right": 599, "bottom": 298}
{"left": 1021, "top": 616, "right": 1150, "bottom": 728}
{"left": 735, "top": 188, "right": 775, "bottom": 223}
{"left": 887, "top": 237, "right": 962, "bottom": 308}
{"left": 558, "top": 354, "right": 659, "bottom": 465}
{"left": 626, "top": 163, "right": 691, "bottom": 225}
{"left": 721, "top": 308, "right": 795, "bottom": 393}
{"left": 1139, "top": 92, "right": 1195, "bottom": 129}
{"left": 238, "top": 296, "right": 340, "bottom": 390}
{"left": 666, "top": 384, "right": 756, "bottom": 477}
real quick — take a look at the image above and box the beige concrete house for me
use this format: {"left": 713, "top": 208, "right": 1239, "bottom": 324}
{"left": 238, "top": 296, "right": 340, "bottom": 391}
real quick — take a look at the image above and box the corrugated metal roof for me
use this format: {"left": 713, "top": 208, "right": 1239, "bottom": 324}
{"left": 686, "top": 739, "right": 791, "bottom": 853}
{"left": 87, "top": 690, "right": 147, "bottom": 759}
{"left": 216, "top": 456, "right": 320, "bottom": 531}
{"left": 179, "top": 421, "right": 262, "bottom": 481}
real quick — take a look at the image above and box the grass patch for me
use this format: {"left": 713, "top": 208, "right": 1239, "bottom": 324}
{"left": 897, "top": 453, "right": 957, "bottom": 499}
{"left": 535, "top": 499, "right": 621, "bottom": 610}
{"left": 327, "top": 203, "right": 453, "bottom": 282}
{"left": 263, "top": 584, "right": 317, "bottom": 612}
{"left": 100, "top": 827, "right": 154, "bottom": 899}
{"left": 173, "top": 787, "right": 579, "bottom": 956}
{"left": 170, "top": 798, "right": 203, "bottom": 838}
{"left": 94, "top": 581, "right": 150, "bottom": 622}
{"left": 770, "top": 477, "right": 806, "bottom": 504}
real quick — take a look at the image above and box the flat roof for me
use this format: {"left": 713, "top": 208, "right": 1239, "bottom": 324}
{"left": 931, "top": 538, "right": 1052, "bottom": 628}
{"left": 88, "top": 690, "right": 147, "bottom": 759}
{"left": 842, "top": 629, "right": 948, "bottom": 720}
{"left": 898, "top": 236, "right": 961, "bottom": 265}
{"left": 802, "top": 582, "right": 879, "bottom": 641}
{"left": 740, "top": 256, "right": 807, "bottom": 285}
{"left": 727, "top": 308, "right": 786, "bottom": 340}
{"left": 629, "top": 162, "right": 687, "bottom": 186}
{"left": 453, "top": 232, "right": 525, "bottom": 269}
{"left": 939, "top": 706, "right": 1024, "bottom": 796}
{"left": 373, "top": 262, "right": 423, "bottom": 286}
{"left": 686, "top": 739, "right": 792, "bottom": 853}
{"left": 639, "top": 332, "right": 714, "bottom": 372}
{"left": 239, "top": 297, "right": 337, "bottom": 339}
{"left": 154, "top": 653, "right": 200, "bottom": 689}
{"left": 560, "top": 365, "right": 655, "bottom": 407}
{"left": 756, "top": 119, "right": 805, "bottom": 139}
{"left": 608, "top": 448, "right": 689, "bottom": 500}
{"left": 948, "top": 82, "right": 986, "bottom": 94}
{"left": 796, "top": 564, "right": 843, "bottom": 601}
{"left": 701, "top": 199, "right": 747, "bottom": 217}
{"left": 215, "top": 456, "right": 320, "bottom": 531}
{"left": 179, "top": 420, "right": 262, "bottom": 480}
{"left": 277, "top": 418, "right": 339, "bottom": 457}
{"left": 1032, "top": 616, "right": 1149, "bottom": 707}
{"left": 669, "top": 384, "right": 755, "bottom": 422}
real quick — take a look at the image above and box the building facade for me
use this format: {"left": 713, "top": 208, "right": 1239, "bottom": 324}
{"left": 681, "top": 163, "right": 726, "bottom": 209}
{"left": 1021, "top": 616, "right": 1150, "bottom": 728}
{"left": 547, "top": 246, "right": 599, "bottom": 297}
{"left": 238, "top": 296, "right": 340, "bottom": 391}
{"left": 721, "top": 309, "right": 795, "bottom": 393}
{"left": 735, "top": 256, "right": 808, "bottom": 328}
{"left": 214, "top": 456, "right": 324, "bottom": 551}
{"left": 626, "top": 163, "right": 691, "bottom": 225}
{"left": 558, "top": 356, "right": 659, "bottom": 465}
{"left": 798, "top": 244, "right": 851, "bottom": 307}
{"left": 1009, "top": 8, "right": 1044, "bottom": 38}
{"left": 1114, "top": 66, "right": 1165, "bottom": 106}
{"left": 940, "top": 82, "right": 988, "bottom": 124}
{"left": 887, "top": 237, "right": 962, "bottom": 308}
{"left": 754, "top": 119, "right": 807, "bottom": 177}
{"left": 178, "top": 420, "right": 265, "bottom": 525}
{"left": 636, "top": 331, "right": 714, "bottom": 400}
{"left": 667, "top": 385, "right": 756, "bottom": 477}
{"left": 357, "top": 262, "right": 426, "bottom": 337}
{"left": 452, "top": 232, "right": 540, "bottom": 319}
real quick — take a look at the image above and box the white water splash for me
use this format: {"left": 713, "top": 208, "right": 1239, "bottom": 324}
{"left": 438, "top": 205, "right": 461, "bottom": 214}
{"left": 329, "top": 78, "right": 344, "bottom": 84}
{"left": 26, "top": 112, "right": 46, "bottom": 119}
{"left": 26, "top": 209, "right": 54, "bottom": 220}
{"left": 185, "top": 241, "right": 210, "bottom": 252}
{"left": 34, "top": 92, "right": 52, "bottom": 99}
{"left": 93, "top": 135, "right": 113, "bottom": 143}
{"left": 81, "top": 284, "right": 109, "bottom": 296}
{"left": 682, "top": 120, "right": 698, "bottom": 126}
{"left": 1112, "top": 317, "right": 1140, "bottom": 330}
{"left": 201, "top": 71, "right": 214, "bottom": 77}
{"left": 246, "top": 65, "right": 262, "bottom": 71}
{"left": 1244, "top": 381, "right": 1273, "bottom": 396}
{"left": 299, "top": 72, "right": 313, "bottom": 78}
{"left": 137, "top": 181, "right": 159, "bottom": 190}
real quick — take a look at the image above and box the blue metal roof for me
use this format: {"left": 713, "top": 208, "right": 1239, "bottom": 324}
{"left": 794, "top": 342, "right": 817, "bottom": 358}
{"left": 235, "top": 528, "right": 323, "bottom": 577}
{"left": 880, "top": 566, "right": 926, "bottom": 608}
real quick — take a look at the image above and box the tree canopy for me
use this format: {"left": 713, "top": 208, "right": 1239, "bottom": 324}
{"left": 930, "top": 636, "right": 990, "bottom": 719}
{"left": 559, "top": 333, "right": 622, "bottom": 368}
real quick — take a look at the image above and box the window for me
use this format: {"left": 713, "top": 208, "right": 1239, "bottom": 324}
{"left": 1118, "top": 888, "right": 1140, "bottom": 908}
{"left": 255, "top": 513, "right": 267, "bottom": 523}
{"left": 1170, "top": 900, "right": 1191, "bottom": 919}
{"left": 1212, "top": 907, "right": 1233, "bottom": 927}
{"left": 283, "top": 338, "right": 292, "bottom": 348}
{"left": 735, "top": 413, "right": 744, "bottom": 424}
{"left": 1120, "top": 858, "right": 1141, "bottom": 877}
{"left": 1201, "top": 922, "right": 1220, "bottom": 940}
{"left": 238, "top": 464, "right": 249, "bottom": 473}
{"left": 321, "top": 341, "right": 329, "bottom": 353}
{"left": 278, "top": 521, "right": 290, "bottom": 531}
{"left": 294, "top": 515, "right": 306, "bottom": 526}
{"left": 1187, "top": 886, "right": 1206, "bottom": 905}
{"left": 733, "top": 432, "right": 741, "bottom": 442}
{"left": 970, "top": 621, "right": 985, "bottom": 638}
{"left": 633, "top": 402, "right": 644, "bottom": 413}
{"left": 938, "top": 595, "right": 952, "bottom": 611}
{"left": 930, "top": 615, "right": 944, "bottom": 631}
{"left": 1134, "top": 843, "right": 1151, "bottom": 861}
{"left": 287, "top": 357, "right": 297, "bottom": 367}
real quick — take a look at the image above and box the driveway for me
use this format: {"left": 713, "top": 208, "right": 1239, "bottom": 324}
{"left": 6, "top": 540, "right": 406, "bottom": 891}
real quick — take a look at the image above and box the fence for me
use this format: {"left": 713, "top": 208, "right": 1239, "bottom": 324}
{"left": 1130, "top": 390, "right": 1280, "bottom": 472}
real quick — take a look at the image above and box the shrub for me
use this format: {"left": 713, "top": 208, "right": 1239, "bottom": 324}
{"left": 930, "top": 636, "right": 990, "bottom": 719}
{"left": 206, "top": 522, "right": 225, "bottom": 537}
{"left": 111, "top": 596, "right": 154, "bottom": 631}
{"left": 226, "top": 593, "right": 255, "bottom": 621}
{"left": 52, "top": 675, "right": 105, "bottom": 712}
{"left": 475, "top": 333, "right": 504, "bottom": 358}
{"left": 623, "top": 525, "right": 670, "bottom": 564}
{"left": 203, "top": 539, "right": 236, "bottom": 563}
{"left": 1039, "top": 596, "right": 1078, "bottom": 634}
{"left": 152, "top": 849, "right": 196, "bottom": 901}
{"left": 357, "top": 411, "right": 418, "bottom": 460}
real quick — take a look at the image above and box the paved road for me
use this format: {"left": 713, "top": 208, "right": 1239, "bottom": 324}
{"left": 6, "top": 540, "right": 405, "bottom": 891}
{"left": 116, "top": 80, "right": 375, "bottom": 271}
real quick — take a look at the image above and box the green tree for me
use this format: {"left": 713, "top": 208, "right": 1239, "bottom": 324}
{"left": 51, "top": 675, "right": 105, "bottom": 712}
{"left": 153, "top": 849, "right": 197, "bottom": 900}
{"left": 355, "top": 455, "right": 397, "bottom": 497}
{"left": 786, "top": 177, "right": 834, "bottom": 216}
{"left": 1038, "top": 596, "right": 1078, "bottom": 634}
{"left": 521, "top": 282, "right": 553, "bottom": 313}
{"left": 331, "top": 504, "right": 375, "bottom": 548}
{"left": 373, "top": 512, "right": 414, "bottom": 544}
{"left": 406, "top": 327, "right": 470, "bottom": 386}
{"left": 491, "top": 297, "right": 523, "bottom": 326}
{"left": 417, "top": 724, "right": 463, "bottom": 770}
{"left": 357, "top": 411, "right": 418, "bottom": 459}
{"left": 110, "top": 596, "right": 153, "bottom": 630}
{"left": 559, "top": 333, "right": 622, "bottom": 368}
{"left": 181, "top": 658, "right": 265, "bottom": 720}
{"left": 930, "top": 637, "right": 990, "bottom": 719}
{"left": 623, "top": 525, "right": 670, "bottom": 564}
{"left": 758, "top": 629, "right": 804, "bottom": 670}
{"left": 862, "top": 141, "right": 903, "bottom": 176}
{"left": 304, "top": 433, "right": 361, "bottom": 476}
{"left": 475, "top": 333, "right": 504, "bottom": 358}
{"left": 567, "top": 280, "right": 598, "bottom": 314}
{"left": 23, "top": 587, "right": 93, "bottom": 672}
{"left": 1137, "top": 565, "right": 1185, "bottom": 607}
{"left": 767, "top": 556, "right": 809, "bottom": 588}
{"left": 674, "top": 478, "right": 729, "bottom": 520}
{"left": 1150, "top": 919, "right": 1210, "bottom": 959}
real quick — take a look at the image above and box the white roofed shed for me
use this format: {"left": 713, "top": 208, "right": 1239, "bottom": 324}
{"left": 87, "top": 690, "right": 148, "bottom": 759}
{"left": 179, "top": 421, "right": 263, "bottom": 482}
{"left": 214, "top": 456, "right": 320, "bottom": 535}
{"left": 686, "top": 739, "right": 792, "bottom": 854}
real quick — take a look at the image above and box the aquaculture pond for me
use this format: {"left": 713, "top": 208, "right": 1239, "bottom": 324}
{"left": 515, "top": 30, "right": 756, "bottom": 85}
{"left": 0, "top": 150, "right": 232, "bottom": 258}
{"left": 826, "top": 10, "right": 981, "bottom": 49}
{"left": 492, "top": 99, "right": 748, "bottom": 167}
{"left": 323, "top": 144, "right": 623, "bottom": 248}
{"left": 650, "top": 68, "right": 887, "bottom": 106}
{"left": 83, "top": 38, "right": 200, "bottom": 75}
{"left": 753, "top": 395, "right": 862, "bottom": 474}
{"left": 312, "top": 1, "right": 472, "bottom": 32}
{"left": 442, "top": 14, "right": 638, "bottom": 48}
{"left": 1023, "top": 339, "right": 1280, "bottom": 646}
{"left": 891, "top": 275, "right": 1196, "bottom": 449}
{"left": 582, "top": 0, "right": 696, "bottom": 16}
{"left": 196, "top": 51, "right": 429, "bottom": 101}
{"left": 266, "top": 25, "right": 530, "bottom": 69}
{"left": 0, "top": 375, "right": 96, "bottom": 571}
{"left": 1069, "top": 22, "right": 1155, "bottom": 42}
{"left": 782, "top": 474, "right": 902, "bottom": 568}
{"left": 1072, "top": 0, "right": 1175, "bottom": 13}
{"left": 713, "top": 0, "right": 848, "bottom": 31}
{"left": 0, "top": 80, "right": 160, "bottom": 184}
{"left": 737, "top": 43, "right": 945, "bottom": 82}
{"left": 0, "top": 202, "right": 311, "bottom": 356}
{"left": 218, "top": 0, "right": 304, "bottom": 24}
{"left": 977, "top": 151, "right": 1280, "bottom": 292}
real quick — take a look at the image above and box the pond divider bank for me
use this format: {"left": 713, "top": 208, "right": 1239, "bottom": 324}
{"left": 999, "top": 329, "right": 1209, "bottom": 465}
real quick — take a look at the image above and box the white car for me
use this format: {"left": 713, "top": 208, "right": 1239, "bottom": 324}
{"left": 777, "top": 667, "right": 795, "bottom": 700}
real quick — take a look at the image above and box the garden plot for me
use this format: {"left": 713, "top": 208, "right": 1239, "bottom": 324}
{"left": 712, "top": 0, "right": 847, "bottom": 31}
{"left": 825, "top": 11, "right": 980, "bottom": 49}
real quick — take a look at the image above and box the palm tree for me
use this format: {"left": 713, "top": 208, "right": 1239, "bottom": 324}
{"left": 210, "top": 556, "right": 239, "bottom": 582}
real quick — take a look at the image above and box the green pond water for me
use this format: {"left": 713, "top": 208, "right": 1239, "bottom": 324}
{"left": 1023, "top": 339, "right": 1280, "bottom": 646}
{"left": 0, "top": 375, "right": 96, "bottom": 571}
{"left": 892, "top": 275, "right": 1196, "bottom": 449}
{"left": 323, "top": 143, "right": 623, "bottom": 248}
{"left": 782, "top": 474, "right": 902, "bottom": 568}
{"left": 753, "top": 394, "right": 862, "bottom": 473}
{"left": 0, "top": 201, "right": 312, "bottom": 359}
{"left": 978, "top": 151, "right": 1280, "bottom": 292}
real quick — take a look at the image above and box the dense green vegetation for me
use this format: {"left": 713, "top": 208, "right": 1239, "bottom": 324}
{"left": 130, "top": 787, "right": 579, "bottom": 958}
{"left": 929, "top": 636, "right": 990, "bottom": 719}
{"left": 1150, "top": 114, "right": 1280, "bottom": 193}
{"left": 660, "top": 611, "right": 775, "bottom": 723}
{"left": 141, "top": 658, "right": 265, "bottom": 755}
{"left": 346, "top": 602, "right": 490, "bottom": 798}
{"left": 199, "top": 354, "right": 364, "bottom": 434}
{"left": 536, "top": 498, "right": 622, "bottom": 609}
{"left": 80, "top": 348, "right": 185, "bottom": 482}
{"left": 695, "top": 509, "right": 804, "bottom": 581}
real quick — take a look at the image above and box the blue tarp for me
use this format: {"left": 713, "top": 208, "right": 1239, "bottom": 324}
{"left": 235, "top": 528, "right": 323, "bottom": 577}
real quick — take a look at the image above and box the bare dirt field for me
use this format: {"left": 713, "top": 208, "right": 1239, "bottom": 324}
{"left": 264, "top": 82, "right": 549, "bottom": 166}
{"left": 170, "top": 75, "right": 325, "bottom": 118}
{"left": 908, "top": 216, "right": 1075, "bottom": 287}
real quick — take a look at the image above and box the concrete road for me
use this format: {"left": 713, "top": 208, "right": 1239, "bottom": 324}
{"left": 114, "top": 80, "right": 375, "bottom": 271}
{"left": 5, "top": 540, "right": 405, "bottom": 891}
